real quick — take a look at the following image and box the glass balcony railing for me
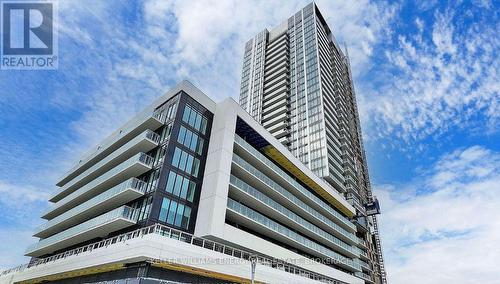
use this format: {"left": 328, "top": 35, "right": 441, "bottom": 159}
{"left": 356, "top": 259, "right": 372, "bottom": 271}
{"left": 27, "top": 206, "right": 138, "bottom": 256}
{"left": 229, "top": 175, "right": 359, "bottom": 257}
{"left": 58, "top": 110, "right": 164, "bottom": 186}
{"left": 45, "top": 152, "right": 153, "bottom": 218}
{"left": 346, "top": 193, "right": 366, "bottom": 215}
{"left": 234, "top": 135, "right": 355, "bottom": 231}
{"left": 22, "top": 223, "right": 345, "bottom": 284}
{"left": 358, "top": 237, "right": 367, "bottom": 247}
{"left": 230, "top": 159, "right": 360, "bottom": 244}
{"left": 52, "top": 130, "right": 160, "bottom": 201}
{"left": 230, "top": 170, "right": 357, "bottom": 250}
{"left": 355, "top": 271, "right": 372, "bottom": 282}
{"left": 35, "top": 178, "right": 148, "bottom": 236}
{"left": 227, "top": 198, "right": 361, "bottom": 272}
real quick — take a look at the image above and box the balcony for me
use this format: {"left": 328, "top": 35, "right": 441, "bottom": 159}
{"left": 354, "top": 217, "right": 369, "bottom": 234}
{"left": 230, "top": 160, "right": 360, "bottom": 247}
{"left": 56, "top": 110, "right": 165, "bottom": 187}
{"left": 356, "top": 237, "right": 367, "bottom": 248}
{"left": 346, "top": 193, "right": 366, "bottom": 216}
{"left": 26, "top": 206, "right": 138, "bottom": 257}
{"left": 226, "top": 198, "right": 361, "bottom": 272}
{"left": 35, "top": 178, "right": 149, "bottom": 238}
{"left": 43, "top": 153, "right": 153, "bottom": 219}
{"left": 233, "top": 136, "right": 356, "bottom": 232}
{"left": 228, "top": 175, "right": 360, "bottom": 258}
{"left": 354, "top": 272, "right": 373, "bottom": 283}
{"left": 50, "top": 130, "right": 160, "bottom": 202}
{"left": 359, "top": 248, "right": 370, "bottom": 261}
{"left": 359, "top": 259, "right": 372, "bottom": 272}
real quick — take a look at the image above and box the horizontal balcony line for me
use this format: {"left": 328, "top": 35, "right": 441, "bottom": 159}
{"left": 43, "top": 152, "right": 154, "bottom": 220}
{"left": 56, "top": 110, "right": 165, "bottom": 187}
{"left": 228, "top": 176, "right": 360, "bottom": 258}
{"left": 354, "top": 272, "right": 373, "bottom": 283}
{"left": 233, "top": 136, "right": 355, "bottom": 231}
{"left": 34, "top": 178, "right": 151, "bottom": 238}
{"left": 230, "top": 161, "right": 358, "bottom": 245}
{"left": 26, "top": 206, "right": 138, "bottom": 257}
{"left": 226, "top": 199, "right": 361, "bottom": 272}
{"left": 50, "top": 130, "right": 160, "bottom": 202}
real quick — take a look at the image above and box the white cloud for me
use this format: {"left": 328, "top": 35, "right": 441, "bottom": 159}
{"left": 376, "top": 146, "right": 500, "bottom": 283}
{"left": 128, "top": 0, "right": 396, "bottom": 112}
{"left": 52, "top": 0, "right": 395, "bottom": 166}
{"left": 364, "top": 9, "right": 500, "bottom": 145}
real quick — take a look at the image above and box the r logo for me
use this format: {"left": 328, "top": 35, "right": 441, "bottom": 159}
{"left": 2, "top": 2, "right": 53, "bottom": 55}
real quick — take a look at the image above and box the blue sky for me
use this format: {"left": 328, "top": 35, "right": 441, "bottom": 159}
{"left": 0, "top": 0, "right": 498, "bottom": 283}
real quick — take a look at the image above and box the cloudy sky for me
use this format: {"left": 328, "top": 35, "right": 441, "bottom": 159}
{"left": 0, "top": 0, "right": 499, "bottom": 283}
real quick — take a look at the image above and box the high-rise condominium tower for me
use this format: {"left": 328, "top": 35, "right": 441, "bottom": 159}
{"left": 239, "top": 3, "right": 386, "bottom": 284}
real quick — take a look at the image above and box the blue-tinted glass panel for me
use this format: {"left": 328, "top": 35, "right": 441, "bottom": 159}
{"left": 182, "top": 106, "right": 191, "bottom": 123}
{"left": 201, "top": 118, "right": 207, "bottom": 134}
{"left": 174, "top": 204, "right": 184, "bottom": 227}
{"left": 189, "top": 134, "right": 198, "bottom": 151}
{"left": 166, "top": 171, "right": 176, "bottom": 193}
{"left": 182, "top": 206, "right": 191, "bottom": 229}
{"left": 189, "top": 111, "right": 197, "bottom": 127}
{"left": 184, "top": 131, "right": 193, "bottom": 148}
{"left": 178, "top": 126, "right": 186, "bottom": 144}
{"left": 195, "top": 114, "right": 202, "bottom": 130}
{"left": 186, "top": 155, "right": 194, "bottom": 175}
{"left": 172, "top": 148, "right": 181, "bottom": 167}
{"left": 187, "top": 181, "right": 195, "bottom": 202}
{"left": 180, "top": 179, "right": 189, "bottom": 199}
{"left": 167, "top": 201, "right": 177, "bottom": 224}
{"left": 192, "top": 158, "right": 200, "bottom": 177}
{"left": 159, "top": 198, "right": 171, "bottom": 222}
{"left": 196, "top": 139, "right": 203, "bottom": 155}
{"left": 173, "top": 174, "right": 183, "bottom": 196}
{"left": 179, "top": 151, "right": 188, "bottom": 171}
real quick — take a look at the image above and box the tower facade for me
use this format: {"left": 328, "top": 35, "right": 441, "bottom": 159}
{"left": 239, "top": 3, "right": 386, "bottom": 283}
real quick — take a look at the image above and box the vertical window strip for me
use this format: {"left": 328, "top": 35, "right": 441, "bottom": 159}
{"left": 159, "top": 196, "right": 192, "bottom": 229}
{"left": 164, "top": 170, "right": 197, "bottom": 202}
{"left": 182, "top": 104, "right": 208, "bottom": 134}
{"left": 171, "top": 147, "right": 200, "bottom": 177}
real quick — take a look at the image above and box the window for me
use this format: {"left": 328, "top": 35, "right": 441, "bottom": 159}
{"left": 182, "top": 106, "right": 191, "bottom": 123}
{"left": 166, "top": 171, "right": 176, "bottom": 193}
{"left": 167, "top": 201, "right": 177, "bottom": 224}
{"left": 187, "top": 182, "right": 196, "bottom": 202}
{"left": 177, "top": 126, "right": 204, "bottom": 154}
{"left": 171, "top": 147, "right": 200, "bottom": 177}
{"left": 173, "top": 174, "right": 182, "bottom": 196}
{"left": 174, "top": 204, "right": 185, "bottom": 227}
{"left": 179, "top": 151, "right": 188, "bottom": 171}
{"left": 192, "top": 158, "right": 200, "bottom": 177}
{"left": 164, "top": 170, "right": 196, "bottom": 202}
{"left": 172, "top": 148, "right": 181, "bottom": 168}
{"left": 159, "top": 198, "right": 171, "bottom": 221}
{"left": 180, "top": 179, "right": 189, "bottom": 199}
{"left": 182, "top": 105, "right": 208, "bottom": 134}
{"left": 178, "top": 127, "right": 186, "bottom": 143}
{"left": 196, "top": 139, "right": 204, "bottom": 155}
{"left": 182, "top": 207, "right": 191, "bottom": 229}
{"left": 160, "top": 124, "right": 173, "bottom": 141}
{"left": 158, "top": 197, "right": 192, "bottom": 229}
